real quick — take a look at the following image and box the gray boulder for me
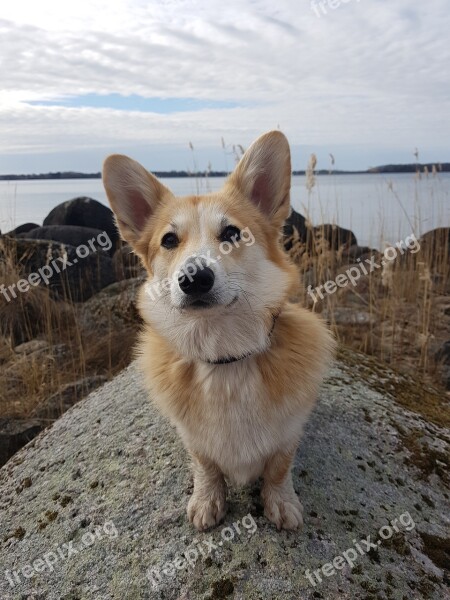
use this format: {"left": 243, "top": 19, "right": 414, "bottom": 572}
{"left": 282, "top": 209, "right": 358, "bottom": 256}
{"left": 341, "top": 244, "right": 377, "bottom": 262}
{"left": 420, "top": 227, "right": 450, "bottom": 258}
{"left": 30, "top": 376, "right": 108, "bottom": 420}
{"left": 435, "top": 341, "right": 450, "bottom": 365}
{"left": 0, "top": 237, "right": 116, "bottom": 302}
{"left": 78, "top": 277, "right": 144, "bottom": 335}
{"left": 18, "top": 225, "right": 115, "bottom": 256}
{"left": 436, "top": 341, "right": 450, "bottom": 390}
{"left": 283, "top": 208, "right": 308, "bottom": 251}
{"left": 313, "top": 223, "right": 357, "bottom": 251}
{"left": 0, "top": 349, "right": 448, "bottom": 599}
{"left": 5, "top": 223, "right": 39, "bottom": 237}
{"left": 43, "top": 197, "right": 119, "bottom": 251}
{"left": 0, "top": 418, "right": 43, "bottom": 468}
{"left": 13, "top": 340, "right": 50, "bottom": 356}
{"left": 112, "top": 244, "right": 145, "bottom": 280}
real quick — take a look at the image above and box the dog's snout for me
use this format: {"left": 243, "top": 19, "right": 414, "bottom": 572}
{"left": 178, "top": 266, "right": 215, "bottom": 296}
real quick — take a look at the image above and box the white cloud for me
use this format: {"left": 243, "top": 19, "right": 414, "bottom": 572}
{"left": 0, "top": 0, "right": 449, "bottom": 171}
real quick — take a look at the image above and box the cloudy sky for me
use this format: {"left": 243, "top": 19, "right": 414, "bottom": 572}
{"left": 0, "top": 0, "right": 449, "bottom": 174}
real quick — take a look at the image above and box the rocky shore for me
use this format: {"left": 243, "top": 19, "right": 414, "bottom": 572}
{"left": 0, "top": 356, "right": 448, "bottom": 599}
{"left": 0, "top": 197, "right": 449, "bottom": 468}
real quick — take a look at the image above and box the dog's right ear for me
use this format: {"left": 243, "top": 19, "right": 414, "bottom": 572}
{"left": 102, "top": 155, "right": 172, "bottom": 247}
{"left": 226, "top": 130, "right": 291, "bottom": 229}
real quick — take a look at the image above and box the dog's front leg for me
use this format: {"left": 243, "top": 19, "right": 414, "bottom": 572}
{"left": 261, "top": 446, "right": 303, "bottom": 530}
{"left": 187, "top": 451, "right": 227, "bottom": 531}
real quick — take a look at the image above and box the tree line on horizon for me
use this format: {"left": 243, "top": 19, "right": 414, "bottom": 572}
{"left": 1, "top": 163, "right": 449, "bottom": 180}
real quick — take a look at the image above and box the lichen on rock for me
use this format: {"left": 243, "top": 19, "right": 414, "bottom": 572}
{"left": 0, "top": 351, "right": 448, "bottom": 599}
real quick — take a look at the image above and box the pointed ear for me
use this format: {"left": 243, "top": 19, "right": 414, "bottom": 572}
{"left": 227, "top": 131, "right": 291, "bottom": 227}
{"left": 102, "top": 154, "right": 172, "bottom": 247}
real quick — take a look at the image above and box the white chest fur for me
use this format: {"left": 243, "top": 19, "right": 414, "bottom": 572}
{"left": 174, "top": 359, "right": 310, "bottom": 485}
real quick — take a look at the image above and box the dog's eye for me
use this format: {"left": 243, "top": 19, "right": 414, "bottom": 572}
{"left": 220, "top": 225, "right": 241, "bottom": 243}
{"left": 161, "top": 232, "right": 179, "bottom": 249}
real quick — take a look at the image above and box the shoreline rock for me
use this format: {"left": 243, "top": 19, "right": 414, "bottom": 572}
{"left": 43, "top": 197, "right": 120, "bottom": 251}
{"left": 0, "top": 352, "right": 448, "bottom": 599}
{"left": 0, "top": 236, "right": 116, "bottom": 303}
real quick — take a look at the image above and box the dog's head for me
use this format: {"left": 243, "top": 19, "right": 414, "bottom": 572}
{"left": 103, "top": 130, "right": 297, "bottom": 362}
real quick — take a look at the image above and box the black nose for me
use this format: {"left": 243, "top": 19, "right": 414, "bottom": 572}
{"left": 178, "top": 266, "right": 215, "bottom": 296}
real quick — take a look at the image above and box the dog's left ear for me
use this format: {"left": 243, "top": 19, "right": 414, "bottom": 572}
{"left": 227, "top": 130, "right": 291, "bottom": 228}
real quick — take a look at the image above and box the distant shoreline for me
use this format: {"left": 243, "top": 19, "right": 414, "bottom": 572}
{"left": 1, "top": 163, "right": 449, "bottom": 181}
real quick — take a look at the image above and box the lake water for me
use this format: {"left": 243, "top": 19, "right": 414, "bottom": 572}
{"left": 0, "top": 173, "right": 449, "bottom": 249}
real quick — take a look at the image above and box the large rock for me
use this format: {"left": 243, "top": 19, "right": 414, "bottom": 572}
{"left": 13, "top": 340, "right": 50, "bottom": 355}
{"left": 18, "top": 225, "right": 115, "bottom": 256}
{"left": 43, "top": 197, "right": 119, "bottom": 251}
{"left": 0, "top": 418, "right": 44, "bottom": 468}
{"left": 341, "top": 244, "right": 377, "bottom": 262}
{"left": 30, "top": 376, "right": 108, "bottom": 420}
{"left": 436, "top": 341, "right": 450, "bottom": 388}
{"left": 78, "top": 277, "right": 144, "bottom": 335}
{"left": 420, "top": 227, "right": 450, "bottom": 258}
{"left": 420, "top": 228, "right": 450, "bottom": 291}
{"left": 0, "top": 237, "right": 116, "bottom": 302}
{"left": 313, "top": 223, "right": 357, "bottom": 251}
{"left": 5, "top": 223, "right": 39, "bottom": 237}
{"left": 282, "top": 208, "right": 358, "bottom": 257}
{"left": 112, "top": 244, "right": 145, "bottom": 280}
{"left": 283, "top": 208, "right": 308, "bottom": 251}
{"left": 435, "top": 340, "right": 450, "bottom": 365}
{"left": 0, "top": 285, "right": 55, "bottom": 346}
{"left": 0, "top": 349, "right": 448, "bottom": 599}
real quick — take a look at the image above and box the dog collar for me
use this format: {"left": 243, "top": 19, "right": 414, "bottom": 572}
{"left": 205, "top": 311, "right": 280, "bottom": 366}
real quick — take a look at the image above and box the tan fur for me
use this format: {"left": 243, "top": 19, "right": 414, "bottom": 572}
{"left": 103, "top": 131, "right": 336, "bottom": 531}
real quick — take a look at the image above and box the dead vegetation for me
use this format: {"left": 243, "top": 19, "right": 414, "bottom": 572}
{"left": 0, "top": 244, "right": 139, "bottom": 421}
{"left": 286, "top": 219, "right": 450, "bottom": 393}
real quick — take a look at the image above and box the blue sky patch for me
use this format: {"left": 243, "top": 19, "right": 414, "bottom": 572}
{"left": 27, "top": 93, "right": 241, "bottom": 113}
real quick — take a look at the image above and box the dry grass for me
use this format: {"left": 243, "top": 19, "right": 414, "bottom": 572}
{"left": 0, "top": 243, "right": 139, "bottom": 420}
{"left": 283, "top": 154, "right": 450, "bottom": 391}
{"left": 286, "top": 217, "right": 449, "bottom": 391}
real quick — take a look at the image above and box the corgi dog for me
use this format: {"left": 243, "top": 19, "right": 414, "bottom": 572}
{"left": 103, "top": 131, "right": 335, "bottom": 531}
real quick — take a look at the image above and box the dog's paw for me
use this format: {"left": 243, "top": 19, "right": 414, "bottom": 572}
{"left": 262, "top": 487, "right": 304, "bottom": 530}
{"left": 187, "top": 491, "right": 227, "bottom": 531}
